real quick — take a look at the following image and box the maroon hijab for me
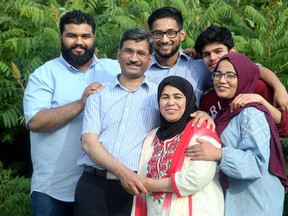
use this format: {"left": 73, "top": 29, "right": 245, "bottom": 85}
{"left": 214, "top": 53, "right": 288, "bottom": 189}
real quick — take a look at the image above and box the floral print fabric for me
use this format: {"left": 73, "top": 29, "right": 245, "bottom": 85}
{"left": 146, "top": 133, "right": 182, "bottom": 204}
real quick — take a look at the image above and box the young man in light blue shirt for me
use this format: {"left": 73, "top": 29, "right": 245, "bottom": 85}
{"left": 145, "top": 7, "right": 212, "bottom": 107}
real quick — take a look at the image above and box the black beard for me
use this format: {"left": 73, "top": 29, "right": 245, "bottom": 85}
{"left": 61, "top": 41, "right": 95, "bottom": 67}
{"left": 154, "top": 42, "right": 180, "bottom": 59}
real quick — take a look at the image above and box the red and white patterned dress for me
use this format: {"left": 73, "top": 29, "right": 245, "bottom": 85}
{"left": 131, "top": 122, "right": 224, "bottom": 216}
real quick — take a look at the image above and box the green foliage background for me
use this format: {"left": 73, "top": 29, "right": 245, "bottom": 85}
{"left": 0, "top": 0, "right": 287, "bottom": 214}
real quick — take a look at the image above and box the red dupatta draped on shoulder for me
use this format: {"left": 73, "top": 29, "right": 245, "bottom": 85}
{"left": 132, "top": 120, "right": 221, "bottom": 216}
{"left": 132, "top": 76, "right": 221, "bottom": 215}
{"left": 164, "top": 120, "right": 221, "bottom": 215}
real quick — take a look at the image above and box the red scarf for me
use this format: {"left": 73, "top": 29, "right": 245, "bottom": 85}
{"left": 134, "top": 120, "right": 221, "bottom": 215}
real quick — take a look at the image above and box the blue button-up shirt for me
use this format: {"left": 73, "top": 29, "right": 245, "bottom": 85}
{"left": 78, "top": 76, "right": 160, "bottom": 171}
{"left": 145, "top": 52, "right": 212, "bottom": 106}
{"left": 23, "top": 55, "right": 120, "bottom": 201}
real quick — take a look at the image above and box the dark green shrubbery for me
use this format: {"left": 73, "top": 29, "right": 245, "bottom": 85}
{"left": 0, "top": 0, "right": 287, "bottom": 214}
{"left": 0, "top": 162, "right": 31, "bottom": 216}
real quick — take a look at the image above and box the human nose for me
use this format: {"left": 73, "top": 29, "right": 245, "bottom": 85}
{"left": 160, "top": 33, "right": 170, "bottom": 43}
{"left": 75, "top": 36, "right": 84, "bottom": 45}
{"left": 210, "top": 52, "right": 218, "bottom": 61}
{"left": 167, "top": 98, "right": 175, "bottom": 105}
{"left": 129, "top": 51, "right": 139, "bottom": 61}
{"left": 218, "top": 74, "right": 227, "bottom": 82}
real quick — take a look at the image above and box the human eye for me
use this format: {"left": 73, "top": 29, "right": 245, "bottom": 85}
{"left": 160, "top": 95, "right": 169, "bottom": 100}
{"left": 123, "top": 49, "right": 133, "bottom": 55}
{"left": 166, "top": 30, "right": 177, "bottom": 37}
{"left": 82, "top": 34, "right": 92, "bottom": 39}
{"left": 137, "top": 51, "right": 147, "bottom": 58}
{"left": 152, "top": 31, "right": 163, "bottom": 38}
{"left": 66, "top": 33, "right": 76, "bottom": 38}
{"left": 175, "top": 96, "right": 183, "bottom": 99}
{"left": 215, "top": 49, "right": 223, "bottom": 54}
{"left": 213, "top": 71, "right": 222, "bottom": 79}
{"left": 202, "top": 52, "right": 209, "bottom": 58}
{"left": 174, "top": 93, "right": 184, "bottom": 99}
{"left": 226, "top": 72, "right": 237, "bottom": 79}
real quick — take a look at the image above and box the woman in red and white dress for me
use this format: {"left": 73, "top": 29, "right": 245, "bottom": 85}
{"left": 131, "top": 76, "right": 224, "bottom": 216}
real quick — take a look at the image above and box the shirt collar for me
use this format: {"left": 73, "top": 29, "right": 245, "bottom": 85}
{"left": 111, "top": 74, "right": 151, "bottom": 92}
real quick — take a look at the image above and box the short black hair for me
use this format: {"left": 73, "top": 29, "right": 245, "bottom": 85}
{"left": 147, "top": 7, "right": 183, "bottom": 31}
{"left": 119, "top": 28, "right": 154, "bottom": 54}
{"left": 194, "top": 25, "right": 234, "bottom": 54}
{"left": 59, "top": 10, "right": 96, "bottom": 34}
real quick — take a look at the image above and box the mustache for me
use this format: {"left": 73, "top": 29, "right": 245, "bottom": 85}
{"left": 126, "top": 60, "right": 142, "bottom": 66}
{"left": 159, "top": 41, "right": 173, "bottom": 45}
{"left": 71, "top": 44, "right": 87, "bottom": 50}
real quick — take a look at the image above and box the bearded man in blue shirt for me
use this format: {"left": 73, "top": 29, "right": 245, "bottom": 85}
{"left": 23, "top": 10, "right": 120, "bottom": 216}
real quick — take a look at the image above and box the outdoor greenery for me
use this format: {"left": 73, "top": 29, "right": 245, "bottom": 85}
{"left": 0, "top": 0, "right": 287, "bottom": 214}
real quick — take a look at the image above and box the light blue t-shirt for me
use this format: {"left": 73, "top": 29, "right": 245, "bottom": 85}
{"left": 219, "top": 107, "right": 284, "bottom": 215}
{"left": 23, "top": 55, "right": 120, "bottom": 201}
{"left": 77, "top": 76, "right": 160, "bottom": 171}
{"left": 145, "top": 52, "right": 212, "bottom": 106}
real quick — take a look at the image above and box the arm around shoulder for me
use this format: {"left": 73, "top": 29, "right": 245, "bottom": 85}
{"left": 172, "top": 136, "right": 221, "bottom": 197}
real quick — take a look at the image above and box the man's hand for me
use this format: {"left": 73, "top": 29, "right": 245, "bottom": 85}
{"left": 230, "top": 93, "right": 263, "bottom": 112}
{"left": 190, "top": 111, "right": 215, "bottom": 132}
{"left": 183, "top": 48, "right": 202, "bottom": 59}
{"left": 80, "top": 82, "right": 104, "bottom": 106}
{"left": 117, "top": 168, "right": 148, "bottom": 195}
{"left": 185, "top": 138, "right": 221, "bottom": 161}
{"left": 273, "top": 87, "right": 288, "bottom": 112}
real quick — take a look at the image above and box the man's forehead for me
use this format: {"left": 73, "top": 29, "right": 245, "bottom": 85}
{"left": 63, "top": 23, "right": 93, "bottom": 33}
{"left": 122, "top": 40, "right": 149, "bottom": 50}
{"left": 202, "top": 43, "right": 229, "bottom": 52}
{"left": 151, "top": 17, "right": 178, "bottom": 30}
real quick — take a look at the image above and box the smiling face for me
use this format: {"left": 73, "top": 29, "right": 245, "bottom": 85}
{"left": 150, "top": 17, "right": 185, "bottom": 60}
{"left": 159, "top": 85, "right": 186, "bottom": 122}
{"left": 117, "top": 40, "right": 152, "bottom": 79}
{"left": 60, "top": 23, "right": 96, "bottom": 70}
{"left": 213, "top": 59, "right": 238, "bottom": 100}
{"left": 201, "top": 43, "right": 235, "bottom": 73}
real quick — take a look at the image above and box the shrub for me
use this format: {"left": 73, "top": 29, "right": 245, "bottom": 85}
{"left": 0, "top": 162, "right": 31, "bottom": 216}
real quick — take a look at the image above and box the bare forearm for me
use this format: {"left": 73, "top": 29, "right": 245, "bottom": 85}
{"left": 143, "top": 177, "right": 173, "bottom": 193}
{"left": 259, "top": 98, "right": 281, "bottom": 124}
{"left": 82, "top": 134, "right": 126, "bottom": 175}
{"left": 259, "top": 66, "right": 282, "bottom": 91}
{"left": 82, "top": 134, "right": 146, "bottom": 195}
{"left": 28, "top": 100, "right": 84, "bottom": 132}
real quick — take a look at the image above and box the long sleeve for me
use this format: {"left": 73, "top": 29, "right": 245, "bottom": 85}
{"left": 172, "top": 136, "right": 221, "bottom": 197}
{"left": 219, "top": 107, "right": 270, "bottom": 180}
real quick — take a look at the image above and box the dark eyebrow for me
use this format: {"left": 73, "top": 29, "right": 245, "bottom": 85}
{"left": 202, "top": 47, "right": 223, "bottom": 55}
{"left": 65, "top": 32, "right": 93, "bottom": 37}
{"left": 173, "top": 93, "right": 184, "bottom": 97}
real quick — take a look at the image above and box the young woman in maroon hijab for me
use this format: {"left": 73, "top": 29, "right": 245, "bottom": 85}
{"left": 131, "top": 76, "right": 224, "bottom": 216}
{"left": 188, "top": 52, "right": 287, "bottom": 215}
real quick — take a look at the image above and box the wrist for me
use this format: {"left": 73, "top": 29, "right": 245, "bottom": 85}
{"left": 216, "top": 148, "right": 222, "bottom": 161}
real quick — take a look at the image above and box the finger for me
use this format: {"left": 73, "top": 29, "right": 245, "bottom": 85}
{"left": 187, "top": 153, "right": 204, "bottom": 160}
{"left": 195, "top": 117, "right": 205, "bottom": 128}
{"left": 185, "top": 145, "right": 201, "bottom": 153}
{"left": 205, "top": 118, "right": 215, "bottom": 131}
{"left": 136, "top": 181, "right": 148, "bottom": 194}
{"left": 191, "top": 116, "right": 199, "bottom": 127}
{"left": 190, "top": 112, "right": 197, "bottom": 118}
{"left": 131, "top": 186, "right": 141, "bottom": 195}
